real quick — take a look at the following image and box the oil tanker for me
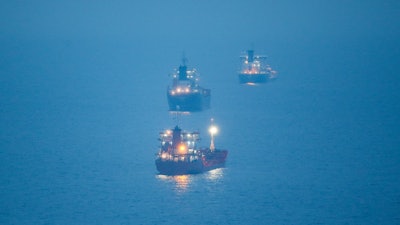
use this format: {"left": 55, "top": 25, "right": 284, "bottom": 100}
{"left": 155, "top": 123, "right": 227, "bottom": 175}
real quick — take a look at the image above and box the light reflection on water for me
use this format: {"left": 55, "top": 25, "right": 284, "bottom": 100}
{"left": 156, "top": 174, "right": 191, "bottom": 193}
{"left": 155, "top": 168, "right": 225, "bottom": 193}
{"left": 205, "top": 168, "right": 224, "bottom": 181}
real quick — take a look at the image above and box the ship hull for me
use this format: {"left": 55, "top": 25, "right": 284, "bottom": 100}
{"left": 156, "top": 150, "right": 227, "bottom": 175}
{"left": 167, "top": 89, "right": 211, "bottom": 112}
{"left": 238, "top": 73, "right": 268, "bottom": 84}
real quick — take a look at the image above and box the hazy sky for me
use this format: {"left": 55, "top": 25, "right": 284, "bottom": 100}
{"left": 1, "top": 0, "right": 398, "bottom": 44}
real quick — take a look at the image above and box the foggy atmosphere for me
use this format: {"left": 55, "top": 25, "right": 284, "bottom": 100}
{"left": 1, "top": 1, "right": 399, "bottom": 224}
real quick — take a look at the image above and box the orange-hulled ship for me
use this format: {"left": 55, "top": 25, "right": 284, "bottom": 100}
{"left": 155, "top": 123, "right": 227, "bottom": 175}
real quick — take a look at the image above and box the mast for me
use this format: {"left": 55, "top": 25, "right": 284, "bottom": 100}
{"left": 247, "top": 50, "right": 254, "bottom": 63}
{"left": 172, "top": 125, "right": 182, "bottom": 149}
{"left": 209, "top": 118, "right": 218, "bottom": 151}
{"left": 179, "top": 54, "right": 188, "bottom": 80}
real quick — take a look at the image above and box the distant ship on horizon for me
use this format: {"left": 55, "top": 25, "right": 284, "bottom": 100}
{"left": 238, "top": 49, "right": 277, "bottom": 84}
{"left": 167, "top": 58, "right": 210, "bottom": 112}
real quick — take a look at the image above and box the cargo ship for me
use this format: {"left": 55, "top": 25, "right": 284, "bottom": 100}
{"left": 155, "top": 122, "right": 228, "bottom": 175}
{"left": 167, "top": 59, "right": 210, "bottom": 112}
{"left": 238, "top": 49, "right": 277, "bottom": 84}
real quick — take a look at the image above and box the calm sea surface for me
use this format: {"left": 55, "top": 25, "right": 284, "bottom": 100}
{"left": 1, "top": 38, "right": 399, "bottom": 224}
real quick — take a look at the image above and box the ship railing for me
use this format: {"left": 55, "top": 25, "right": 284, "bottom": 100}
{"left": 157, "top": 153, "right": 200, "bottom": 162}
{"left": 239, "top": 69, "right": 269, "bottom": 75}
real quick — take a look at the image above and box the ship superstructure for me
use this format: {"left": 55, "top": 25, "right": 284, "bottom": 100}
{"left": 238, "top": 49, "right": 277, "bottom": 84}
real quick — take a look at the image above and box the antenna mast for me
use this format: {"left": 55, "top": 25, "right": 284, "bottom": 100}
{"left": 209, "top": 118, "right": 218, "bottom": 151}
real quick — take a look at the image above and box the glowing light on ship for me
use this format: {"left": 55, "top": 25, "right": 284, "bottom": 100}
{"left": 209, "top": 121, "right": 218, "bottom": 151}
{"left": 209, "top": 125, "right": 218, "bottom": 135}
{"left": 177, "top": 143, "right": 188, "bottom": 154}
{"left": 161, "top": 153, "right": 168, "bottom": 159}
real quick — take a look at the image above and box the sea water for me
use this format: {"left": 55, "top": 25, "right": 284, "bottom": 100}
{"left": 1, "top": 37, "right": 399, "bottom": 225}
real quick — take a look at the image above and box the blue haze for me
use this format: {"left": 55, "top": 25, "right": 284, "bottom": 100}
{"left": 1, "top": 1, "right": 399, "bottom": 224}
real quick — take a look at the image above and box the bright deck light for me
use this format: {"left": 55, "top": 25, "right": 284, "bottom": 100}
{"left": 177, "top": 143, "right": 188, "bottom": 154}
{"left": 209, "top": 125, "right": 218, "bottom": 135}
{"left": 209, "top": 124, "right": 218, "bottom": 151}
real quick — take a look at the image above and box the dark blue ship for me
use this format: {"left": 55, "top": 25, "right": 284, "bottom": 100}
{"left": 167, "top": 59, "right": 210, "bottom": 112}
{"left": 238, "top": 50, "right": 277, "bottom": 84}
